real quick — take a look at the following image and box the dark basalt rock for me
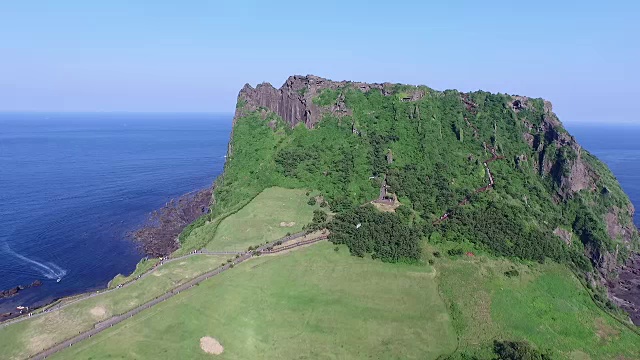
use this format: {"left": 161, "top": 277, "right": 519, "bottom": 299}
{"left": 0, "top": 280, "right": 42, "bottom": 300}
{"left": 608, "top": 254, "right": 640, "bottom": 325}
{"left": 0, "top": 287, "right": 20, "bottom": 299}
{"left": 234, "top": 74, "right": 424, "bottom": 131}
{"left": 132, "top": 188, "right": 213, "bottom": 257}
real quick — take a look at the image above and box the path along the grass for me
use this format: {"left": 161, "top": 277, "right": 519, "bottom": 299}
{"left": 27, "top": 231, "right": 319, "bottom": 360}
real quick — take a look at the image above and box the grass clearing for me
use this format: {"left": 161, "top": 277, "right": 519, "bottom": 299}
{"left": 204, "top": 187, "right": 317, "bottom": 251}
{"left": 8, "top": 238, "right": 640, "bottom": 360}
{"left": 52, "top": 242, "right": 457, "bottom": 360}
{"left": 0, "top": 254, "right": 227, "bottom": 360}
{"left": 432, "top": 245, "right": 640, "bottom": 359}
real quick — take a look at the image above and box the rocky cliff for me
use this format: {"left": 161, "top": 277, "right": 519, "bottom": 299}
{"left": 233, "top": 75, "right": 425, "bottom": 129}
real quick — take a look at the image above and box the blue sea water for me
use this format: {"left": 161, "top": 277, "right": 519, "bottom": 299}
{"left": 0, "top": 113, "right": 231, "bottom": 313}
{"left": 567, "top": 123, "right": 640, "bottom": 227}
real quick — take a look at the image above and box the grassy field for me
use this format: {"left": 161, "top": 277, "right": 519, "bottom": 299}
{"left": 8, "top": 186, "right": 640, "bottom": 360}
{"left": 0, "top": 254, "right": 228, "bottom": 360}
{"left": 51, "top": 242, "right": 458, "bottom": 360}
{"left": 430, "top": 243, "right": 640, "bottom": 360}
{"left": 204, "top": 187, "right": 318, "bottom": 251}
{"left": 108, "top": 257, "right": 160, "bottom": 288}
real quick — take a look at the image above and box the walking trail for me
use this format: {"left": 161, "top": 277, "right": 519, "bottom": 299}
{"left": 11, "top": 231, "right": 326, "bottom": 360}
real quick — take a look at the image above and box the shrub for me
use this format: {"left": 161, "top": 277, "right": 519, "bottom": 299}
{"left": 307, "top": 197, "right": 317, "bottom": 206}
{"left": 493, "top": 340, "right": 552, "bottom": 360}
{"left": 504, "top": 269, "right": 520, "bottom": 277}
{"left": 312, "top": 209, "right": 328, "bottom": 224}
{"left": 448, "top": 248, "right": 464, "bottom": 256}
{"left": 328, "top": 205, "right": 421, "bottom": 262}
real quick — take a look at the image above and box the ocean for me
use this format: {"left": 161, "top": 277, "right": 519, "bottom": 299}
{"left": 0, "top": 113, "right": 231, "bottom": 313}
{"left": 0, "top": 115, "right": 638, "bottom": 314}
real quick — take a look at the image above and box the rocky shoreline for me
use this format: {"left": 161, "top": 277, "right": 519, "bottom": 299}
{"left": 0, "top": 187, "right": 213, "bottom": 323}
{"left": 131, "top": 188, "right": 212, "bottom": 257}
{"left": 0, "top": 280, "right": 42, "bottom": 300}
{"left": 0, "top": 280, "right": 44, "bottom": 320}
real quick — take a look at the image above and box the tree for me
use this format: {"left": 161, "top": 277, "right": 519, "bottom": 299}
{"left": 493, "top": 340, "right": 552, "bottom": 360}
{"left": 328, "top": 205, "right": 421, "bottom": 262}
{"left": 312, "top": 210, "right": 328, "bottom": 224}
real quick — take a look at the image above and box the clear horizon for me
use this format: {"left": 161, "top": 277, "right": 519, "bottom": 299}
{"left": 1, "top": 1, "right": 638, "bottom": 124}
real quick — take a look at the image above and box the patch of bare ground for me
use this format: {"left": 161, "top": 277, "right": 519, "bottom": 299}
{"left": 371, "top": 199, "right": 400, "bottom": 212}
{"left": 200, "top": 336, "right": 223, "bottom": 355}
{"left": 568, "top": 350, "right": 592, "bottom": 360}
{"left": 471, "top": 290, "right": 493, "bottom": 343}
{"left": 89, "top": 306, "right": 106, "bottom": 318}
{"left": 279, "top": 221, "right": 296, "bottom": 227}
{"left": 595, "top": 317, "right": 620, "bottom": 341}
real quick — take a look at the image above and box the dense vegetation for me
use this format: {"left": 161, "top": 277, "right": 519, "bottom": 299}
{"left": 328, "top": 205, "right": 421, "bottom": 262}
{"left": 492, "top": 340, "right": 552, "bottom": 360}
{"left": 183, "top": 79, "right": 636, "bottom": 281}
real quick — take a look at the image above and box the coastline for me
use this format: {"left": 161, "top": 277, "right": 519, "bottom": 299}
{"left": 0, "top": 186, "right": 214, "bottom": 324}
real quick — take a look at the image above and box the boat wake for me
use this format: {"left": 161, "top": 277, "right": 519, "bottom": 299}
{"left": 2, "top": 243, "right": 67, "bottom": 280}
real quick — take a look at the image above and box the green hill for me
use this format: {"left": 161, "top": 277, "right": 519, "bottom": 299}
{"left": 182, "top": 75, "right": 638, "bottom": 321}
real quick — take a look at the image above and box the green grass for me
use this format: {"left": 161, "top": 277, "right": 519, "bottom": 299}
{"left": 0, "top": 254, "right": 228, "bottom": 360}
{"left": 8, "top": 239, "right": 640, "bottom": 360}
{"left": 108, "top": 257, "right": 160, "bottom": 288}
{"left": 204, "top": 187, "right": 317, "bottom": 251}
{"left": 432, "top": 245, "right": 640, "bottom": 359}
{"left": 52, "top": 242, "right": 457, "bottom": 360}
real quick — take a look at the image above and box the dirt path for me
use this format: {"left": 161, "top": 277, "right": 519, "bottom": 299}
{"left": 27, "top": 231, "right": 325, "bottom": 360}
{"left": 261, "top": 235, "right": 328, "bottom": 254}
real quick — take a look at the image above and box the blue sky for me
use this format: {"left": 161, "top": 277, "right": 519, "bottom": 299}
{"left": 1, "top": 1, "right": 638, "bottom": 123}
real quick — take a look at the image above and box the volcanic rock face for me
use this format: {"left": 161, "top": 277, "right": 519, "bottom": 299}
{"left": 518, "top": 98, "right": 598, "bottom": 200}
{"left": 609, "top": 254, "right": 640, "bottom": 324}
{"left": 234, "top": 75, "right": 423, "bottom": 129}
{"left": 236, "top": 75, "right": 358, "bottom": 129}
